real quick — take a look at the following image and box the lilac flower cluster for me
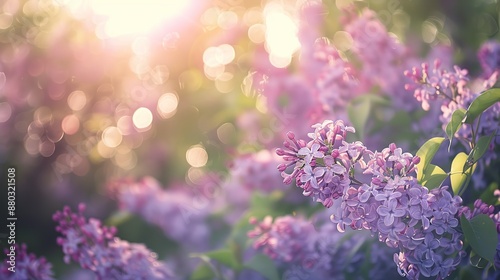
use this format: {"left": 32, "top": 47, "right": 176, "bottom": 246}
{"left": 248, "top": 215, "right": 400, "bottom": 279}
{"left": 227, "top": 150, "right": 288, "bottom": 194}
{"left": 478, "top": 40, "right": 500, "bottom": 77}
{"left": 312, "top": 220, "right": 400, "bottom": 280}
{"left": 53, "top": 204, "right": 174, "bottom": 279}
{"left": 341, "top": 8, "right": 407, "bottom": 94}
{"left": 405, "top": 59, "right": 500, "bottom": 166}
{"left": 277, "top": 120, "right": 466, "bottom": 279}
{"left": 107, "top": 176, "right": 210, "bottom": 251}
{"left": 250, "top": 3, "right": 361, "bottom": 140}
{"left": 405, "top": 59, "right": 499, "bottom": 137}
{"left": 248, "top": 215, "right": 318, "bottom": 267}
{"left": 251, "top": 4, "right": 453, "bottom": 150}
{"left": 404, "top": 60, "right": 471, "bottom": 112}
{"left": 276, "top": 120, "right": 354, "bottom": 208}
{"left": 313, "top": 38, "right": 361, "bottom": 111}
{"left": 0, "top": 244, "right": 54, "bottom": 280}
{"left": 219, "top": 150, "right": 301, "bottom": 223}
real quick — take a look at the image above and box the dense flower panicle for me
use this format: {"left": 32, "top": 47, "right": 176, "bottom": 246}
{"left": 53, "top": 204, "right": 175, "bottom": 279}
{"left": 404, "top": 60, "right": 470, "bottom": 112}
{"left": 276, "top": 120, "right": 359, "bottom": 208}
{"left": 248, "top": 216, "right": 317, "bottom": 266}
{"left": 277, "top": 120, "right": 466, "bottom": 279}
{"left": 229, "top": 150, "right": 288, "bottom": 193}
{"left": 311, "top": 221, "right": 401, "bottom": 279}
{"left": 251, "top": 5, "right": 450, "bottom": 150}
{"left": 248, "top": 215, "right": 400, "bottom": 279}
{"left": 297, "top": 0, "right": 328, "bottom": 80}
{"left": 0, "top": 244, "right": 54, "bottom": 280}
{"left": 107, "top": 177, "right": 210, "bottom": 250}
{"left": 250, "top": 3, "right": 331, "bottom": 140}
{"left": 405, "top": 59, "right": 500, "bottom": 168}
{"left": 478, "top": 40, "right": 500, "bottom": 77}
{"left": 313, "top": 39, "right": 361, "bottom": 110}
{"left": 249, "top": 5, "right": 362, "bottom": 142}
{"left": 342, "top": 8, "right": 406, "bottom": 92}
{"left": 404, "top": 60, "right": 500, "bottom": 133}
{"left": 219, "top": 150, "right": 303, "bottom": 223}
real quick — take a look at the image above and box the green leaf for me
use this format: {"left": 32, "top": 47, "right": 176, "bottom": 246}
{"left": 420, "top": 164, "right": 447, "bottom": 190}
{"left": 244, "top": 254, "right": 280, "bottom": 280}
{"left": 415, "top": 137, "right": 445, "bottom": 182}
{"left": 480, "top": 183, "right": 500, "bottom": 206}
{"left": 450, "top": 152, "right": 476, "bottom": 195}
{"left": 105, "top": 211, "right": 132, "bottom": 226}
{"left": 445, "top": 108, "right": 466, "bottom": 150}
{"left": 458, "top": 264, "right": 482, "bottom": 280}
{"left": 347, "top": 94, "right": 389, "bottom": 139}
{"left": 189, "top": 264, "right": 216, "bottom": 280}
{"left": 463, "top": 88, "right": 500, "bottom": 124}
{"left": 471, "top": 131, "right": 496, "bottom": 163}
{"left": 345, "top": 233, "right": 367, "bottom": 261}
{"left": 469, "top": 251, "right": 490, "bottom": 268}
{"left": 347, "top": 97, "right": 371, "bottom": 140}
{"left": 203, "top": 249, "right": 242, "bottom": 270}
{"left": 228, "top": 213, "right": 254, "bottom": 248}
{"left": 460, "top": 214, "right": 497, "bottom": 264}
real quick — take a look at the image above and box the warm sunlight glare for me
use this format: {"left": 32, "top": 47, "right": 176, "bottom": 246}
{"left": 264, "top": 3, "right": 300, "bottom": 68}
{"left": 56, "top": 0, "right": 193, "bottom": 37}
{"left": 92, "top": 0, "right": 192, "bottom": 37}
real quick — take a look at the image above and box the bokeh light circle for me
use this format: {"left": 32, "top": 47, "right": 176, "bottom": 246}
{"left": 132, "top": 107, "right": 153, "bottom": 130}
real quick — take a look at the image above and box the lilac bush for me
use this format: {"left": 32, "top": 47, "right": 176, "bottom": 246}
{"left": 405, "top": 60, "right": 499, "bottom": 143}
{"left": 52, "top": 204, "right": 174, "bottom": 279}
{"left": 0, "top": 244, "right": 54, "bottom": 280}
{"left": 107, "top": 176, "right": 211, "bottom": 251}
{"left": 2, "top": 1, "right": 500, "bottom": 280}
{"left": 404, "top": 58, "right": 500, "bottom": 186}
{"left": 249, "top": 214, "right": 400, "bottom": 279}
{"left": 277, "top": 120, "right": 466, "bottom": 279}
{"left": 248, "top": 215, "right": 317, "bottom": 266}
{"left": 478, "top": 41, "right": 500, "bottom": 78}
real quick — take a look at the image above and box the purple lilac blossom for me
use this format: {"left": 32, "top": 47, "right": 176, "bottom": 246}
{"left": 478, "top": 40, "right": 500, "bottom": 77}
{"left": 218, "top": 149, "right": 304, "bottom": 223}
{"left": 251, "top": 3, "right": 352, "bottom": 141}
{"left": 107, "top": 176, "right": 211, "bottom": 251}
{"left": 252, "top": 4, "right": 452, "bottom": 151}
{"left": 405, "top": 60, "right": 499, "bottom": 140}
{"left": 341, "top": 8, "right": 406, "bottom": 95}
{"left": 248, "top": 214, "right": 400, "bottom": 279}
{"left": 405, "top": 60, "right": 500, "bottom": 167}
{"left": 248, "top": 215, "right": 318, "bottom": 266}
{"left": 277, "top": 120, "right": 466, "bottom": 279}
{"left": 313, "top": 221, "right": 400, "bottom": 279}
{"left": 228, "top": 149, "right": 289, "bottom": 194}
{"left": 313, "top": 38, "right": 361, "bottom": 112}
{"left": 52, "top": 204, "right": 175, "bottom": 280}
{"left": 0, "top": 244, "right": 54, "bottom": 280}
{"left": 338, "top": 8, "right": 459, "bottom": 148}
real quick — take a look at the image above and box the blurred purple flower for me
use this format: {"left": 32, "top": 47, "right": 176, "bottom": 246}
{"left": 53, "top": 204, "right": 174, "bottom": 279}
{"left": 248, "top": 215, "right": 317, "bottom": 266}
{"left": 478, "top": 40, "right": 500, "bottom": 77}
{"left": 0, "top": 244, "right": 54, "bottom": 280}
{"left": 107, "top": 176, "right": 211, "bottom": 251}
